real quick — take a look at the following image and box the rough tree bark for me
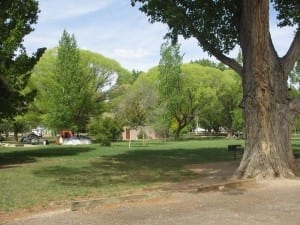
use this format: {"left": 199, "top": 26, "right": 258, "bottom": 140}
{"left": 132, "top": 0, "right": 300, "bottom": 178}
{"left": 234, "top": 0, "right": 298, "bottom": 178}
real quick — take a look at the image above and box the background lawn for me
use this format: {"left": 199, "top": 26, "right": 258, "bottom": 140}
{"left": 0, "top": 138, "right": 299, "bottom": 212}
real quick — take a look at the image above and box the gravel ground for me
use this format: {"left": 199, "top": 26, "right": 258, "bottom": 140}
{"left": 3, "top": 179, "right": 300, "bottom": 225}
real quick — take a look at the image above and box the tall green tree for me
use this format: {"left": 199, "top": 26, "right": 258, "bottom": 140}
{"left": 132, "top": 0, "right": 300, "bottom": 178}
{"left": 0, "top": 0, "right": 45, "bottom": 120}
{"left": 158, "top": 41, "right": 185, "bottom": 139}
{"left": 79, "top": 49, "right": 132, "bottom": 103}
{"left": 190, "top": 59, "right": 242, "bottom": 135}
{"left": 131, "top": 63, "right": 241, "bottom": 139}
{"left": 218, "top": 69, "right": 243, "bottom": 136}
{"left": 131, "top": 68, "right": 169, "bottom": 137}
{"left": 26, "top": 49, "right": 57, "bottom": 124}
{"left": 159, "top": 43, "right": 221, "bottom": 139}
{"left": 117, "top": 84, "right": 148, "bottom": 147}
{"left": 45, "top": 30, "right": 93, "bottom": 132}
{"left": 30, "top": 47, "right": 132, "bottom": 134}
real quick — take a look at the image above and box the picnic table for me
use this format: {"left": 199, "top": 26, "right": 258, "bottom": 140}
{"left": 228, "top": 144, "right": 244, "bottom": 160}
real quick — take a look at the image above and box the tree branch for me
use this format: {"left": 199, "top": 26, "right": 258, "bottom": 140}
{"left": 289, "top": 95, "right": 300, "bottom": 117}
{"left": 281, "top": 30, "right": 300, "bottom": 77}
{"left": 211, "top": 51, "right": 243, "bottom": 75}
{"left": 180, "top": 10, "right": 243, "bottom": 76}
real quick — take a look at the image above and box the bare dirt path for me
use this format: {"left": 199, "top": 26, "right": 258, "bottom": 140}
{"left": 3, "top": 161, "right": 300, "bottom": 225}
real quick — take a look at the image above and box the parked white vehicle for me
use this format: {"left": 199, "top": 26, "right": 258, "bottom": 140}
{"left": 62, "top": 136, "right": 92, "bottom": 145}
{"left": 32, "top": 127, "right": 44, "bottom": 137}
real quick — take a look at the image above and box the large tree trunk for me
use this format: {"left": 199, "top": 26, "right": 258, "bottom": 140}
{"left": 234, "top": 0, "right": 297, "bottom": 178}
{"left": 235, "top": 85, "right": 297, "bottom": 178}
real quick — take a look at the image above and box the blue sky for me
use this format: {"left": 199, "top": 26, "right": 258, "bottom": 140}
{"left": 24, "top": 0, "right": 297, "bottom": 72}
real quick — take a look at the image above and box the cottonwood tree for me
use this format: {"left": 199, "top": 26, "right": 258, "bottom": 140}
{"left": 160, "top": 42, "right": 222, "bottom": 139}
{"left": 118, "top": 89, "right": 147, "bottom": 148}
{"left": 30, "top": 48, "right": 131, "bottom": 122}
{"left": 132, "top": 0, "right": 300, "bottom": 178}
{"left": 0, "top": 1, "right": 45, "bottom": 120}
{"left": 45, "top": 30, "right": 93, "bottom": 132}
{"left": 117, "top": 70, "right": 159, "bottom": 147}
{"left": 191, "top": 66, "right": 242, "bottom": 136}
{"left": 158, "top": 41, "right": 186, "bottom": 139}
{"left": 217, "top": 70, "right": 243, "bottom": 137}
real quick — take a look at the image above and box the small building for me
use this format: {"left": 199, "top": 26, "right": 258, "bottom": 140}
{"left": 122, "top": 126, "right": 160, "bottom": 140}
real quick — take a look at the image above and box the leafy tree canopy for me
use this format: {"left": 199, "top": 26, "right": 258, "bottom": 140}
{"left": 0, "top": 0, "right": 45, "bottom": 119}
{"left": 29, "top": 40, "right": 131, "bottom": 132}
{"left": 131, "top": 0, "right": 300, "bottom": 178}
{"left": 131, "top": 0, "right": 299, "bottom": 73}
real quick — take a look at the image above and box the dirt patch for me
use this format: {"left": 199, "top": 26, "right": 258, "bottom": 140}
{"left": 4, "top": 179, "right": 300, "bottom": 225}
{"left": 163, "top": 161, "right": 240, "bottom": 192}
{"left": 2, "top": 160, "right": 300, "bottom": 225}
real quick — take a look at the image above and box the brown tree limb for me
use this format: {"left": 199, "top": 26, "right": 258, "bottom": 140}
{"left": 179, "top": 9, "right": 243, "bottom": 76}
{"left": 289, "top": 95, "right": 300, "bottom": 117}
{"left": 212, "top": 51, "right": 243, "bottom": 76}
{"left": 281, "top": 30, "right": 300, "bottom": 77}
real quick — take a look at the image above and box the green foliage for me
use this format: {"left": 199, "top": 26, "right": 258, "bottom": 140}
{"left": 159, "top": 41, "right": 183, "bottom": 100}
{"left": 30, "top": 46, "right": 132, "bottom": 133}
{"left": 293, "top": 116, "right": 300, "bottom": 132}
{"left": 118, "top": 89, "right": 148, "bottom": 129}
{"left": 88, "top": 116, "right": 123, "bottom": 146}
{"left": 157, "top": 42, "right": 242, "bottom": 138}
{"left": 132, "top": 1, "right": 299, "bottom": 55}
{"left": 27, "top": 49, "right": 58, "bottom": 126}
{"left": 11, "top": 116, "right": 27, "bottom": 141}
{"left": 0, "top": 120, "right": 11, "bottom": 136}
{"left": 133, "top": 59, "right": 242, "bottom": 138}
{"left": 0, "top": 0, "right": 45, "bottom": 119}
{"left": 134, "top": 71, "right": 159, "bottom": 121}
{"left": 194, "top": 67, "right": 242, "bottom": 134}
{"left": 131, "top": 69, "right": 143, "bottom": 83}
{"left": 79, "top": 49, "right": 132, "bottom": 90}
{"left": 289, "top": 57, "right": 300, "bottom": 93}
{"left": 191, "top": 59, "right": 227, "bottom": 71}
{"left": 218, "top": 70, "right": 242, "bottom": 131}
{"left": 44, "top": 30, "right": 90, "bottom": 131}
{"left": 158, "top": 41, "right": 185, "bottom": 138}
{"left": 80, "top": 50, "right": 132, "bottom": 125}
{"left": 117, "top": 69, "right": 158, "bottom": 132}
{"left": 290, "top": 58, "right": 300, "bottom": 132}
{"left": 232, "top": 108, "right": 244, "bottom": 132}
{"left": 133, "top": 68, "right": 170, "bottom": 136}
{"left": 131, "top": 0, "right": 241, "bottom": 54}
{"left": 272, "top": 0, "right": 300, "bottom": 28}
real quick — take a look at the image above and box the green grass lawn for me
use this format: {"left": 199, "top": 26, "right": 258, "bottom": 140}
{"left": 0, "top": 138, "right": 299, "bottom": 212}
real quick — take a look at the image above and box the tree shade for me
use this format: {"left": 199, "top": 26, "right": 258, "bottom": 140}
{"left": 132, "top": 0, "right": 300, "bottom": 178}
{"left": 0, "top": 0, "right": 45, "bottom": 119}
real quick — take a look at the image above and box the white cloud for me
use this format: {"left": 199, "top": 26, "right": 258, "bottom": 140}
{"left": 23, "top": 1, "right": 298, "bottom": 71}
{"left": 38, "top": 0, "right": 118, "bottom": 21}
{"left": 23, "top": 27, "right": 60, "bottom": 53}
{"left": 113, "top": 48, "right": 151, "bottom": 59}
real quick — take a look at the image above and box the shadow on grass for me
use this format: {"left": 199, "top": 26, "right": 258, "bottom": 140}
{"left": 292, "top": 143, "right": 300, "bottom": 158}
{"left": 0, "top": 146, "right": 94, "bottom": 168}
{"left": 34, "top": 147, "right": 233, "bottom": 188}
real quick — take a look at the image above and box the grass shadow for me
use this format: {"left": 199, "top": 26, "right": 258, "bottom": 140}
{"left": 292, "top": 143, "right": 300, "bottom": 158}
{"left": 34, "top": 146, "right": 234, "bottom": 188}
{"left": 0, "top": 146, "right": 94, "bottom": 168}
